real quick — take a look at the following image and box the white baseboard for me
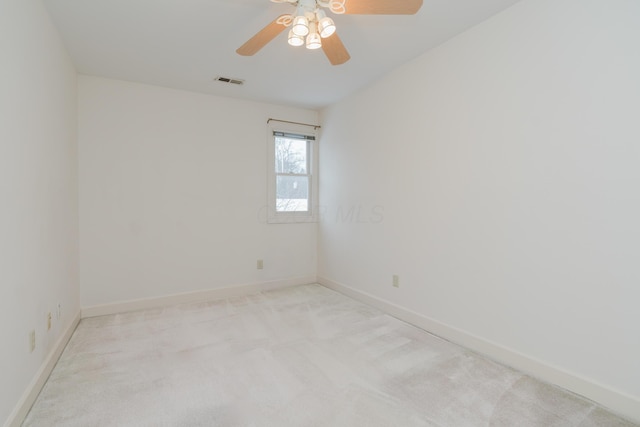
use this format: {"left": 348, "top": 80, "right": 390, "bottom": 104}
{"left": 317, "top": 276, "right": 640, "bottom": 424}
{"left": 81, "top": 276, "right": 317, "bottom": 318}
{"left": 4, "top": 311, "right": 81, "bottom": 427}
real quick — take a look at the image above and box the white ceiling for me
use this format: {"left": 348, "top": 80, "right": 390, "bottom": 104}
{"left": 43, "top": 0, "right": 522, "bottom": 110}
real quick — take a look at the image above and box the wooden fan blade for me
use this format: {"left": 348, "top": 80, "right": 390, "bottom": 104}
{"left": 343, "top": 0, "right": 422, "bottom": 15}
{"left": 322, "top": 33, "right": 350, "bottom": 65}
{"left": 236, "top": 15, "right": 289, "bottom": 56}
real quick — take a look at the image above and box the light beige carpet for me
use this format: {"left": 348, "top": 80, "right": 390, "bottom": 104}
{"left": 24, "top": 284, "right": 636, "bottom": 426}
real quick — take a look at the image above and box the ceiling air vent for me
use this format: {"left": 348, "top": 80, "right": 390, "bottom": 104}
{"left": 214, "top": 76, "right": 244, "bottom": 85}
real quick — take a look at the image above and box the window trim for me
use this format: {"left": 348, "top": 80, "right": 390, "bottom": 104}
{"left": 267, "top": 122, "right": 319, "bottom": 224}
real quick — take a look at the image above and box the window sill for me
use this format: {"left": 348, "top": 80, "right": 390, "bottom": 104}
{"left": 267, "top": 212, "right": 318, "bottom": 224}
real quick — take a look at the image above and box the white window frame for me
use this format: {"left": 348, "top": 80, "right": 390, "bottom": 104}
{"left": 267, "top": 122, "right": 319, "bottom": 224}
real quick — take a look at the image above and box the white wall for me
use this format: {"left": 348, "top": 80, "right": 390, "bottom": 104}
{"left": 0, "top": 0, "right": 79, "bottom": 425}
{"left": 79, "top": 77, "right": 318, "bottom": 308}
{"left": 319, "top": 0, "right": 640, "bottom": 419}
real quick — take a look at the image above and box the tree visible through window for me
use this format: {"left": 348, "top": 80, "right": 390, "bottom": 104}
{"left": 275, "top": 134, "right": 311, "bottom": 212}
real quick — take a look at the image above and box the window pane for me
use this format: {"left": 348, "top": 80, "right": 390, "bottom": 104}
{"left": 276, "top": 175, "right": 309, "bottom": 212}
{"left": 275, "top": 137, "right": 307, "bottom": 174}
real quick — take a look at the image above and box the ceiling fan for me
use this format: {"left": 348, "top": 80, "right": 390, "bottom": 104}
{"left": 236, "top": 0, "right": 423, "bottom": 65}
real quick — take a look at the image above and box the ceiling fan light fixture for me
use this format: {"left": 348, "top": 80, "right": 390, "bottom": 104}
{"left": 306, "top": 23, "right": 322, "bottom": 50}
{"left": 237, "top": 0, "right": 423, "bottom": 65}
{"left": 292, "top": 15, "right": 310, "bottom": 37}
{"left": 288, "top": 29, "right": 305, "bottom": 47}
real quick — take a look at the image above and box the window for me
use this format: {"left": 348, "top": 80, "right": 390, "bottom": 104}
{"left": 267, "top": 125, "right": 318, "bottom": 223}
{"left": 275, "top": 133, "right": 311, "bottom": 212}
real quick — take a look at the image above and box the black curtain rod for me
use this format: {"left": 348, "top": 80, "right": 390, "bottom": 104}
{"left": 267, "top": 118, "right": 321, "bottom": 130}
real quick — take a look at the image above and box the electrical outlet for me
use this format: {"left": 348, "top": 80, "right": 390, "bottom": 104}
{"left": 257, "top": 259, "right": 264, "bottom": 270}
{"left": 47, "top": 312, "right": 52, "bottom": 331}
{"left": 392, "top": 275, "right": 400, "bottom": 288}
{"left": 29, "top": 330, "right": 36, "bottom": 353}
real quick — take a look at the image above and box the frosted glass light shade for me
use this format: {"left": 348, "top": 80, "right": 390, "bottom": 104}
{"left": 318, "top": 17, "right": 336, "bottom": 38}
{"left": 288, "top": 30, "right": 305, "bottom": 47}
{"left": 306, "top": 31, "right": 322, "bottom": 50}
{"left": 292, "top": 15, "right": 309, "bottom": 37}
